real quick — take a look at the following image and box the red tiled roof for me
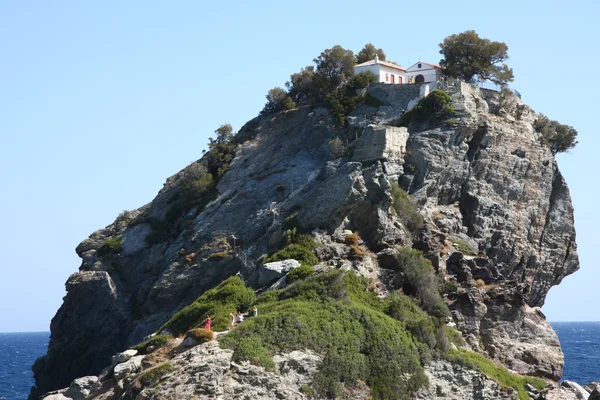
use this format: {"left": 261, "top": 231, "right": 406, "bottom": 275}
{"left": 354, "top": 59, "right": 406, "bottom": 72}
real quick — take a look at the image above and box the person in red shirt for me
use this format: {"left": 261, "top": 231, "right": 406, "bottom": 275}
{"left": 204, "top": 315, "right": 212, "bottom": 330}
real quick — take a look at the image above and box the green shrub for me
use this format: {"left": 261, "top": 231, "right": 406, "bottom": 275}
{"left": 286, "top": 265, "right": 314, "bottom": 283}
{"left": 265, "top": 243, "right": 318, "bottom": 266}
{"left": 439, "top": 278, "right": 459, "bottom": 296}
{"left": 395, "top": 90, "right": 454, "bottom": 127}
{"left": 138, "top": 362, "right": 174, "bottom": 388}
{"left": 97, "top": 237, "right": 122, "bottom": 259}
{"left": 446, "top": 327, "right": 466, "bottom": 347}
{"left": 446, "top": 349, "right": 547, "bottom": 400}
{"left": 395, "top": 248, "right": 450, "bottom": 319}
{"left": 184, "top": 328, "right": 214, "bottom": 343}
{"left": 131, "top": 334, "right": 172, "bottom": 353}
{"left": 262, "top": 87, "right": 296, "bottom": 114}
{"left": 180, "top": 163, "right": 214, "bottom": 201}
{"left": 453, "top": 238, "right": 477, "bottom": 255}
{"left": 220, "top": 271, "right": 428, "bottom": 399}
{"left": 390, "top": 183, "right": 424, "bottom": 233}
{"left": 266, "top": 230, "right": 318, "bottom": 266}
{"left": 230, "top": 336, "right": 275, "bottom": 370}
{"left": 533, "top": 113, "right": 578, "bottom": 155}
{"left": 159, "top": 276, "right": 255, "bottom": 336}
{"left": 326, "top": 71, "right": 378, "bottom": 126}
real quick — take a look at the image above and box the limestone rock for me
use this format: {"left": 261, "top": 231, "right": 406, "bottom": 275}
{"left": 63, "top": 376, "right": 98, "bottom": 400}
{"left": 111, "top": 349, "right": 138, "bottom": 365}
{"left": 256, "top": 259, "right": 300, "bottom": 287}
{"left": 113, "top": 355, "right": 145, "bottom": 381}
{"left": 415, "top": 358, "right": 516, "bottom": 399}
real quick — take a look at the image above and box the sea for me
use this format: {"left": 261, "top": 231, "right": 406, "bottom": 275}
{"left": 1, "top": 324, "right": 600, "bottom": 399}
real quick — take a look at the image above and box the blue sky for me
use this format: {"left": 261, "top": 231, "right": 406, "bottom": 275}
{"left": 0, "top": 0, "right": 597, "bottom": 332}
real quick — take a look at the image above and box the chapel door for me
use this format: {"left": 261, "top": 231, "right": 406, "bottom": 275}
{"left": 391, "top": 74, "right": 395, "bottom": 84}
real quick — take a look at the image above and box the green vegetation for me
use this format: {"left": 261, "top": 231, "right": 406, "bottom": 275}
{"left": 262, "top": 87, "right": 296, "bottom": 114}
{"left": 138, "top": 362, "right": 174, "bottom": 388}
{"left": 179, "top": 162, "right": 214, "bottom": 202}
{"left": 395, "top": 90, "right": 454, "bottom": 127}
{"left": 221, "top": 271, "right": 430, "bottom": 399}
{"left": 206, "top": 124, "right": 236, "bottom": 179}
{"left": 286, "top": 264, "right": 314, "bottom": 283}
{"left": 159, "top": 276, "right": 255, "bottom": 336}
{"left": 326, "top": 71, "right": 378, "bottom": 126}
{"left": 356, "top": 43, "right": 386, "bottom": 64}
{"left": 453, "top": 238, "right": 477, "bottom": 255}
{"left": 230, "top": 335, "right": 275, "bottom": 370}
{"left": 446, "top": 349, "right": 547, "bottom": 400}
{"left": 97, "top": 237, "right": 122, "bottom": 259}
{"left": 265, "top": 218, "right": 319, "bottom": 266}
{"left": 439, "top": 30, "right": 514, "bottom": 86}
{"left": 533, "top": 114, "right": 578, "bottom": 155}
{"left": 184, "top": 328, "right": 214, "bottom": 343}
{"left": 394, "top": 248, "right": 450, "bottom": 319}
{"left": 390, "top": 182, "right": 424, "bottom": 232}
{"left": 131, "top": 334, "right": 172, "bottom": 354}
{"left": 439, "top": 278, "right": 459, "bottom": 297}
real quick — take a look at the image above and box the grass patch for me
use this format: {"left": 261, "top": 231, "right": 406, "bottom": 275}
{"left": 394, "top": 248, "right": 449, "bottom": 319}
{"left": 390, "top": 183, "right": 424, "bottom": 233}
{"left": 452, "top": 238, "right": 477, "bottom": 255}
{"left": 265, "top": 227, "right": 318, "bottom": 266}
{"left": 220, "top": 271, "right": 430, "bottom": 399}
{"left": 159, "top": 276, "right": 255, "bottom": 336}
{"left": 97, "top": 237, "right": 122, "bottom": 259}
{"left": 184, "top": 328, "right": 214, "bottom": 343}
{"left": 286, "top": 264, "right": 314, "bottom": 283}
{"left": 446, "top": 349, "right": 547, "bottom": 400}
{"left": 138, "top": 362, "right": 174, "bottom": 388}
{"left": 131, "top": 334, "right": 172, "bottom": 354}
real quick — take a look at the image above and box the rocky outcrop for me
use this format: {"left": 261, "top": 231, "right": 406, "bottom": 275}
{"left": 32, "top": 80, "right": 579, "bottom": 397}
{"left": 416, "top": 359, "right": 517, "bottom": 399}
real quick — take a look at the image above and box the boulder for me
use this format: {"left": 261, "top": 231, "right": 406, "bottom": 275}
{"left": 257, "top": 259, "right": 300, "bottom": 287}
{"left": 41, "top": 394, "right": 71, "bottom": 400}
{"left": 113, "top": 355, "right": 145, "bottom": 381}
{"left": 562, "top": 380, "right": 590, "bottom": 399}
{"left": 111, "top": 349, "right": 137, "bottom": 365}
{"left": 63, "top": 376, "right": 97, "bottom": 400}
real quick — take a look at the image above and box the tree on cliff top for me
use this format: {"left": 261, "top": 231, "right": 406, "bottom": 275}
{"left": 534, "top": 114, "right": 579, "bottom": 155}
{"left": 439, "top": 30, "right": 514, "bottom": 86}
{"left": 356, "top": 43, "right": 386, "bottom": 64}
{"left": 287, "top": 45, "right": 356, "bottom": 104}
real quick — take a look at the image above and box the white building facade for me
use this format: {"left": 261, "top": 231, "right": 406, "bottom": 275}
{"left": 354, "top": 56, "right": 443, "bottom": 85}
{"left": 354, "top": 55, "right": 407, "bottom": 84}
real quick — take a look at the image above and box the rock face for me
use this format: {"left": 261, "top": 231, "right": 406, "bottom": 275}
{"left": 416, "top": 359, "right": 517, "bottom": 399}
{"left": 31, "top": 80, "right": 579, "bottom": 397}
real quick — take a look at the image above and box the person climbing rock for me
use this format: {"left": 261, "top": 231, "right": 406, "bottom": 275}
{"left": 236, "top": 310, "right": 244, "bottom": 324}
{"left": 229, "top": 312, "right": 236, "bottom": 329}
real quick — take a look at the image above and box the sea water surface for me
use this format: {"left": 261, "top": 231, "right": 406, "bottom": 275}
{"left": 552, "top": 321, "right": 600, "bottom": 384}
{"left": 0, "top": 332, "right": 48, "bottom": 400}
{"left": 1, "top": 324, "right": 600, "bottom": 399}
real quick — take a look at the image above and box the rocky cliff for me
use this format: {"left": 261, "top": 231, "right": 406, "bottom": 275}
{"left": 31, "top": 80, "right": 579, "bottom": 399}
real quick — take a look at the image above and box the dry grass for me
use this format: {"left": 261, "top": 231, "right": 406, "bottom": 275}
{"left": 185, "top": 328, "right": 214, "bottom": 343}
